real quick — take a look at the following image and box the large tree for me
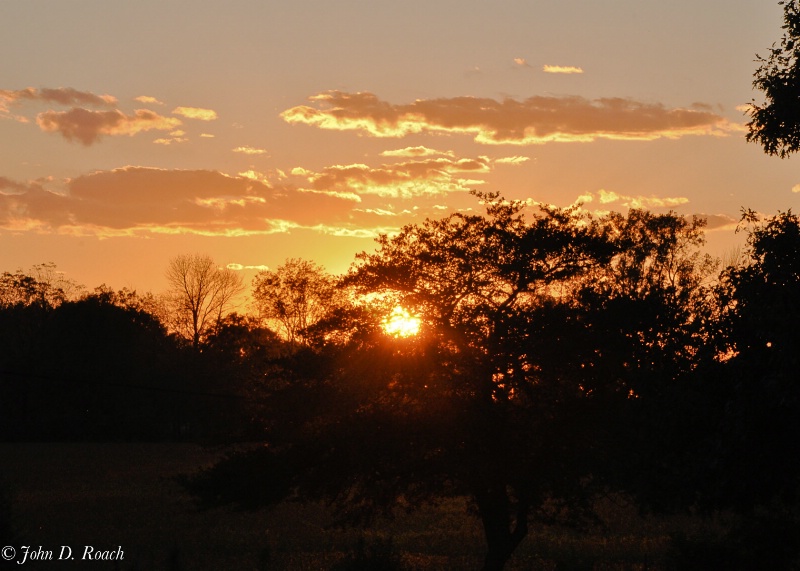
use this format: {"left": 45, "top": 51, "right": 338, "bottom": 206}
{"left": 747, "top": 0, "right": 800, "bottom": 157}
{"left": 185, "top": 196, "right": 716, "bottom": 570}
{"left": 165, "top": 254, "right": 244, "bottom": 349}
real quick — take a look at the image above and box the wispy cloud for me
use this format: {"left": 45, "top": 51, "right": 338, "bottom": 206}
{"left": 172, "top": 106, "right": 218, "bottom": 121}
{"left": 1, "top": 87, "right": 117, "bottom": 109}
{"left": 495, "top": 156, "right": 530, "bottom": 165}
{"left": 281, "top": 91, "right": 734, "bottom": 145}
{"left": 227, "top": 263, "right": 270, "bottom": 271}
{"left": 543, "top": 65, "right": 584, "bottom": 74}
{"left": 380, "top": 146, "right": 454, "bottom": 158}
{"left": 36, "top": 108, "right": 182, "bottom": 145}
{"left": 233, "top": 145, "right": 269, "bottom": 155}
{"left": 135, "top": 95, "right": 164, "bottom": 105}
{"left": 576, "top": 189, "right": 690, "bottom": 209}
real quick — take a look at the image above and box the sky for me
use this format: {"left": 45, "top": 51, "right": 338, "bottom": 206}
{"left": 2, "top": 0, "right": 799, "bottom": 302}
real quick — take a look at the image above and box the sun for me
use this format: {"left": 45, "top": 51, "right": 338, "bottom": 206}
{"left": 382, "top": 306, "right": 421, "bottom": 337}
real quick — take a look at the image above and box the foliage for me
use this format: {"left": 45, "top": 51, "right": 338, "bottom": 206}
{"left": 0, "top": 262, "right": 82, "bottom": 309}
{"left": 186, "top": 194, "right": 720, "bottom": 570}
{"left": 747, "top": 1, "right": 800, "bottom": 157}
{"left": 712, "top": 210, "right": 800, "bottom": 513}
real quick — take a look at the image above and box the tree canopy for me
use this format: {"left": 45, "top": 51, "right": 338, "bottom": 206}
{"left": 185, "top": 194, "right": 724, "bottom": 570}
{"left": 747, "top": 0, "right": 800, "bottom": 157}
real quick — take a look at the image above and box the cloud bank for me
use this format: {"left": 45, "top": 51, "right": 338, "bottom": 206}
{"left": 281, "top": 91, "right": 734, "bottom": 145}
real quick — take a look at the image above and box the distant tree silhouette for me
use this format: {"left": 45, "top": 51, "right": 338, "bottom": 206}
{"left": 0, "top": 263, "right": 81, "bottom": 309}
{"left": 251, "top": 258, "right": 344, "bottom": 347}
{"left": 165, "top": 254, "right": 244, "bottom": 349}
{"left": 747, "top": 0, "right": 800, "bottom": 157}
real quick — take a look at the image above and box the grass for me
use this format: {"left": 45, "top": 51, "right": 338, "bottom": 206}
{"left": 0, "top": 443, "right": 738, "bottom": 570}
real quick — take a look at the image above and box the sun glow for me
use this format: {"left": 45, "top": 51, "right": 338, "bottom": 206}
{"left": 382, "top": 306, "right": 421, "bottom": 337}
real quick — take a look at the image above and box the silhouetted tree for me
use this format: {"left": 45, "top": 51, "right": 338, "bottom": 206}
{"left": 165, "top": 254, "right": 244, "bottom": 349}
{"left": 251, "top": 258, "right": 343, "bottom": 346}
{"left": 188, "top": 194, "right": 620, "bottom": 570}
{"left": 184, "top": 197, "right": 730, "bottom": 570}
{"left": 713, "top": 210, "right": 800, "bottom": 511}
{"left": 747, "top": 1, "right": 800, "bottom": 157}
{"left": 0, "top": 263, "right": 81, "bottom": 309}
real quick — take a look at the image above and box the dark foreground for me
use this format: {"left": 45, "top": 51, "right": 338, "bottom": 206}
{"left": 0, "top": 443, "right": 733, "bottom": 570}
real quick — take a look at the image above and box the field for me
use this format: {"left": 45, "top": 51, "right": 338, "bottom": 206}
{"left": 0, "top": 443, "right": 726, "bottom": 570}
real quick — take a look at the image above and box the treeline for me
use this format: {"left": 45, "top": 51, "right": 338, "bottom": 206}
{"left": 1, "top": 196, "right": 800, "bottom": 566}
{"left": 0, "top": 265, "right": 283, "bottom": 441}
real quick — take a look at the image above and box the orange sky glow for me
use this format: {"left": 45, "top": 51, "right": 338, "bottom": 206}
{"left": 1, "top": 1, "right": 798, "bottom": 305}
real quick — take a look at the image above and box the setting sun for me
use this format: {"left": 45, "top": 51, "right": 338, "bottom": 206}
{"left": 382, "top": 306, "right": 421, "bottom": 337}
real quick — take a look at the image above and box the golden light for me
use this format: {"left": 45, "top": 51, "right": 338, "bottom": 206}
{"left": 382, "top": 306, "right": 421, "bottom": 337}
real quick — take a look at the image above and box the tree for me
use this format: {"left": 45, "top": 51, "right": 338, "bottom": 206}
{"left": 0, "top": 263, "right": 81, "bottom": 309}
{"left": 714, "top": 210, "right": 800, "bottom": 510}
{"left": 189, "top": 195, "right": 617, "bottom": 570}
{"left": 165, "top": 254, "right": 244, "bottom": 349}
{"left": 184, "top": 197, "right": 720, "bottom": 570}
{"left": 251, "top": 258, "right": 342, "bottom": 346}
{"left": 747, "top": 0, "right": 800, "bottom": 157}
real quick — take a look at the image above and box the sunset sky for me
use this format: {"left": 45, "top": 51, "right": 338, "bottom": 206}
{"left": 2, "top": 0, "right": 798, "bottom": 302}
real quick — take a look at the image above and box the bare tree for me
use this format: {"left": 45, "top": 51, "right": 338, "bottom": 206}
{"left": 251, "top": 258, "right": 342, "bottom": 346}
{"left": 165, "top": 254, "right": 244, "bottom": 349}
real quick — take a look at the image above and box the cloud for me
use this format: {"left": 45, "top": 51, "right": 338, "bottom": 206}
{"left": 227, "top": 263, "right": 270, "bottom": 271}
{"left": 792, "top": 183, "right": 800, "bottom": 193}
{"left": 281, "top": 91, "right": 733, "bottom": 145}
{"left": 135, "top": 95, "right": 164, "bottom": 105}
{"left": 700, "top": 214, "right": 738, "bottom": 231}
{"left": 294, "top": 156, "right": 494, "bottom": 198}
{"left": 543, "top": 65, "right": 584, "bottom": 74}
{"left": 36, "top": 108, "right": 182, "bottom": 145}
{"left": 0, "top": 168, "right": 364, "bottom": 237}
{"left": 1, "top": 87, "right": 117, "bottom": 109}
{"left": 172, "top": 106, "right": 218, "bottom": 121}
{"left": 575, "top": 189, "right": 690, "bottom": 210}
{"left": 514, "top": 58, "right": 531, "bottom": 68}
{"left": 380, "top": 146, "right": 454, "bottom": 158}
{"left": 233, "top": 146, "right": 269, "bottom": 155}
{"left": 494, "top": 156, "right": 530, "bottom": 165}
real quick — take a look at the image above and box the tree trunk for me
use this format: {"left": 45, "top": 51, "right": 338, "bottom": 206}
{"left": 475, "top": 484, "right": 529, "bottom": 571}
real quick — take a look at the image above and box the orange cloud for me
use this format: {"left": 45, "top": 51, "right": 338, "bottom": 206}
{"left": 1, "top": 87, "right": 117, "bottom": 108}
{"left": 233, "top": 146, "right": 269, "bottom": 155}
{"left": 0, "top": 168, "right": 364, "bottom": 237}
{"left": 381, "top": 146, "right": 454, "bottom": 158}
{"left": 281, "top": 91, "right": 732, "bottom": 145}
{"left": 36, "top": 108, "right": 182, "bottom": 145}
{"left": 575, "top": 189, "right": 690, "bottom": 210}
{"left": 294, "top": 156, "right": 493, "bottom": 198}
{"left": 495, "top": 156, "right": 530, "bottom": 165}
{"left": 36, "top": 107, "right": 181, "bottom": 146}
{"left": 172, "top": 106, "right": 218, "bottom": 121}
{"left": 543, "top": 65, "right": 584, "bottom": 74}
{"left": 135, "top": 95, "right": 164, "bottom": 105}
{"left": 701, "top": 214, "right": 738, "bottom": 231}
